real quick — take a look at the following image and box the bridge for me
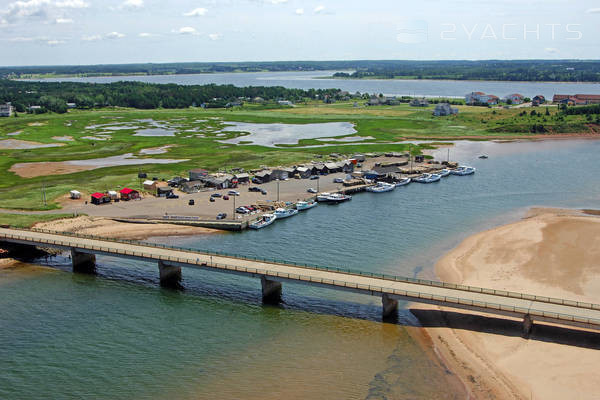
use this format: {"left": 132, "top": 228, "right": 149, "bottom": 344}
{"left": 2, "top": 227, "right": 600, "bottom": 334}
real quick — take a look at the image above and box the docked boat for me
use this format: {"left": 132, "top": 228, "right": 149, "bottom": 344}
{"left": 296, "top": 200, "right": 317, "bottom": 211}
{"left": 325, "top": 193, "right": 352, "bottom": 203}
{"left": 395, "top": 177, "right": 411, "bottom": 187}
{"left": 450, "top": 166, "right": 476, "bottom": 176}
{"left": 274, "top": 207, "right": 299, "bottom": 219}
{"left": 438, "top": 169, "right": 451, "bottom": 177}
{"left": 413, "top": 173, "right": 441, "bottom": 183}
{"left": 479, "top": 155, "right": 489, "bottom": 159}
{"left": 249, "top": 213, "right": 276, "bottom": 229}
{"left": 316, "top": 192, "right": 331, "bottom": 202}
{"left": 366, "top": 182, "right": 395, "bottom": 193}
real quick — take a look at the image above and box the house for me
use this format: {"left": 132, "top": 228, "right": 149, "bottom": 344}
{"left": 553, "top": 94, "right": 600, "bottom": 105}
{"left": 119, "top": 188, "right": 139, "bottom": 201}
{"left": 271, "top": 169, "right": 290, "bottom": 180}
{"left": 143, "top": 180, "right": 157, "bottom": 192}
{"left": 28, "top": 105, "right": 42, "bottom": 112}
{"left": 234, "top": 173, "right": 250, "bottom": 184}
{"left": 433, "top": 103, "right": 458, "bottom": 116}
{"left": 181, "top": 180, "right": 204, "bottom": 193}
{"left": 337, "top": 160, "right": 355, "bottom": 173}
{"left": 167, "top": 176, "right": 187, "bottom": 187}
{"left": 353, "top": 154, "right": 366, "bottom": 162}
{"left": 66, "top": 102, "right": 77, "bottom": 109}
{"left": 254, "top": 170, "right": 272, "bottom": 183}
{"left": 504, "top": 93, "right": 524, "bottom": 105}
{"left": 69, "top": 190, "right": 81, "bottom": 199}
{"left": 324, "top": 162, "right": 341, "bottom": 173}
{"left": 107, "top": 190, "right": 119, "bottom": 200}
{"left": 532, "top": 95, "right": 546, "bottom": 106}
{"left": 410, "top": 98, "right": 429, "bottom": 107}
{"left": 465, "top": 92, "right": 499, "bottom": 105}
{"left": 296, "top": 166, "right": 311, "bottom": 179}
{"left": 0, "top": 102, "right": 14, "bottom": 117}
{"left": 90, "top": 192, "right": 110, "bottom": 205}
{"left": 278, "top": 100, "right": 293, "bottom": 106}
{"left": 366, "top": 96, "right": 381, "bottom": 106}
{"left": 203, "top": 175, "right": 231, "bottom": 189}
{"left": 157, "top": 187, "right": 174, "bottom": 197}
{"left": 574, "top": 94, "right": 600, "bottom": 104}
{"left": 189, "top": 168, "right": 209, "bottom": 181}
{"left": 252, "top": 97, "right": 265, "bottom": 103}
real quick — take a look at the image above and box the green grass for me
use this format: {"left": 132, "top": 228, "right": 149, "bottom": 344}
{"left": 0, "top": 102, "right": 596, "bottom": 211}
{"left": 0, "top": 213, "right": 74, "bottom": 228}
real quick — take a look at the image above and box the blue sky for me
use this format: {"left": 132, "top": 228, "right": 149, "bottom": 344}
{"left": 0, "top": 0, "right": 599, "bottom": 66}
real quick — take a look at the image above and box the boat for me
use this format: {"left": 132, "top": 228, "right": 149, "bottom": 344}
{"left": 316, "top": 192, "right": 331, "bottom": 202}
{"left": 249, "top": 213, "right": 277, "bottom": 229}
{"left": 366, "top": 182, "right": 395, "bottom": 193}
{"left": 450, "top": 166, "right": 476, "bottom": 176}
{"left": 395, "top": 178, "right": 411, "bottom": 187}
{"left": 325, "top": 193, "right": 352, "bottom": 203}
{"left": 274, "top": 207, "right": 299, "bottom": 219}
{"left": 296, "top": 200, "right": 317, "bottom": 211}
{"left": 479, "top": 155, "right": 489, "bottom": 159}
{"left": 413, "top": 173, "right": 441, "bottom": 183}
{"left": 438, "top": 169, "right": 450, "bottom": 177}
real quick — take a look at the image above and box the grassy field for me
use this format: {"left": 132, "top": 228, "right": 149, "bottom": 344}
{"left": 0, "top": 101, "right": 595, "bottom": 211}
{"left": 0, "top": 213, "right": 74, "bottom": 228}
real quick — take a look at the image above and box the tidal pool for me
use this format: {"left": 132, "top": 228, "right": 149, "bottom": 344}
{"left": 0, "top": 139, "right": 64, "bottom": 149}
{"left": 219, "top": 122, "right": 357, "bottom": 147}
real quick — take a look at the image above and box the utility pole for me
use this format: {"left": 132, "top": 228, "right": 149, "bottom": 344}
{"left": 409, "top": 144, "right": 413, "bottom": 173}
{"left": 317, "top": 176, "right": 320, "bottom": 192}
{"left": 41, "top": 181, "right": 47, "bottom": 207}
{"left": 232, "top": 194, "right": 236, "bottom": 220}
{"left": 277, "top": 180, "right": 280, "bottom": 202}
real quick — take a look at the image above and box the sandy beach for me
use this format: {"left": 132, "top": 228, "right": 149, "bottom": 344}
{"left": 414, "top": 208, "right": 600, "bottom": 399}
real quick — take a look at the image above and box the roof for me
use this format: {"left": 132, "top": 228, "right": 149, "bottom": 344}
{"left": 91, "top": 192, "right": 105, "bottom": 199}
{"left": 120, "top": 188, "right": 136, "bottom": 194}
{"left": 296, "top": 167, "right": 309, "bottom": 172}
{"left": 235, "top": 173, "right": 249, "bottom": 178}
{"left": 324, "top": 162, "right": 338, "bottom": 169}
{"left": 70, "top": 190, "right": 80, "bottom": 194}
{"left": 108, "top": 191, "right": 118, "bottom": 195}
{"left": 575, "top": 94, "right": 600, "bottom": 100}
{"left": 508, "top": 93, "right": 524, "bottom": 97}
{"left": 143, "top": 180, "right": 155, "bottom": 186}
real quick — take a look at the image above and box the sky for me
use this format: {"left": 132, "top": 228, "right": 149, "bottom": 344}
{"left": 0, "top": 0, "right": 599, "bottom": 66}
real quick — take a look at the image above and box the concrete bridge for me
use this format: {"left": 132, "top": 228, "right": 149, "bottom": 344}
{"left": 2, "top": 227, "right": 600, "bottom": 334}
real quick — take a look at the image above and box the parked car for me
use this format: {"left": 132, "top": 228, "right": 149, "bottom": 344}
{"left": 210, "top": 193, "right": 222, "bottom": 198}
{"left": 248, "top": 187, "right": 261, "bottom": 192}
{"left": 166, "top": 193, "right": 179, "bottom": 199}
{"left": 216, "top": 213, "right": 227, "bottom": 220}
{"left": 209, "top": 197, "right": 215, "bottom": 202}
{"left": 236, "top": 207, "right": 249, "bottom": 214}
{"left": 307, "top": 188, "right": 317, "bottom": 193}
{"left": 310, "top": 175, "right": 319, "bottom": 180}
{"left": 223, "top": 195, "right": 230, "bottom": 200}
{"left": 252, "top": 177, "right": 263, "bottom": 184}
{"left": 261, "top": 189, "right": 267, "bottom": 195}
{"left": 333, "top": 178, "right": 344, "bottom": 183}
{"left": 188, "top": 199, "right": 195, "bottom": 206}
{"left": 228, "top": 190, "right": 240, "bottom": 196}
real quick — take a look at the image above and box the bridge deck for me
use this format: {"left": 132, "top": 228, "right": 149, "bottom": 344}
{"left": 2, "top": 227, "right": 600, "bottom": 331}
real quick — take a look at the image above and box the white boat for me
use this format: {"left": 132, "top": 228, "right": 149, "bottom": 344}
{"left": 296, "top": 201, "right": 318, "bottom": 211}
{"left": 366, "top": 182, "right": 395, "bottom": 193}
{"left": 450, "top": 166, "right": 476, "bottom": 176}
{"left": 316, "top": 192, "right": 331, "bottom": 202}
{"left": 325, "top": 193, "right": 352, "bottom": 203}
{"left": 274, "top": 207, "right": 299, "bottom": 219}
{"left": 413, "top": 173, "right": 441, "bottom": 183}
{"left": 249, "top": 213, "right": 276, "bottom": 229}
{"left": 395, "top": 178, "right": 411, "bottom": 187}
{"left": 438, "top": 169, "right": 450, "bottom": 177}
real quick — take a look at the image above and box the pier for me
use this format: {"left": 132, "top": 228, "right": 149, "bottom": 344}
{"left": 2, "top": 227, "right": 600, "bottom": 334}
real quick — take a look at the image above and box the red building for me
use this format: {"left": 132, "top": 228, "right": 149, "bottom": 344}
{"left": 90, "top": 192, "right": 110, "bottom": 205}
{"left": 119, "top": 188, "right": 140, "bottom": 201}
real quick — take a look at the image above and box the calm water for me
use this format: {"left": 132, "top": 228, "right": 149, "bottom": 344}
{"left": 2, "top": 139, "right": 600, "bottom": 399}
{"left": 34, "top": 70, "right": 600, "bottom": 98}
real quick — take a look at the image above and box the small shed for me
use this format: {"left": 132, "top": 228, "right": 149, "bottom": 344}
{"left": 234, "top": 173, "right": 250, "bottom": 184}
{"left": 189, "top": 168, "right": 209, "bottom": 181}
{"left": 353, "top": 154, "right": 366, "bottom": 162}
{"left": 143, "top": 180, "right": 157, "bottom": 192}
{"left": 157, "top": 187, "right": 174, "bottom": 197}
{"left": 120, "top": 188, "right": 140, "bottom": 201}
{"left": 69, "top": 190, "right": 81, "bottom": 200}
{"left": 91, "top": 192, "right": 110, "bottom": 205}
{"left": 107, "top": 190, "right": 119, "bottom": 200}
{"left": 255, "top": 170, "right": 272, "bottom": 183}
{"left": 296, "top": 167, "right": 311, "bottom": 179}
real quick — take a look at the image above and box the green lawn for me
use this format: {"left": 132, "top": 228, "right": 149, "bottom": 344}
{"left": 0, "top": 213, "right": 74, "bottom": 228}
{"left": 0, "top": 102, "right": 595, "bottom": 211}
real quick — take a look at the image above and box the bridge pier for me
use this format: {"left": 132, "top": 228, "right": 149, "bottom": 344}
{"left": 261, "top": 276, "right": 282, "bottom": 304}
{"left": 382, "top": 293, "right": 398, "bottom": 320}
{"left": 71, "top": 249, "right": 96, "bottom": 273}
{"left": 158, "top": 261, "right": 182, "bottom": 288}
{"left": 523, "top": 314, "right": 533, "bottom": 336}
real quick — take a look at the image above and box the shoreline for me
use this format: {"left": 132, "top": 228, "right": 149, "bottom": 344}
{"left": 417, "top": 207, "right": 600, "bottom": 399}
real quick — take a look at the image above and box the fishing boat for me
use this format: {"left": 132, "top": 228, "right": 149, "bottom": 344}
{"left": 479, "top": 155, "right": 489, "bottom": 159}
{"left": 325, "top": 193, "right": 352, "bottom": 203}
{"left": 296, "top": 200, "right": 317, "bottom": 211}
{"left": 438, "top": 169, "right": 451, "bottom": 177}
{"left": 274, "top": 207, "right": 299, "bottom": 219}
{"left": 316, "top": 192, "right": 331, "bottom": 202}
{"left": 450, "top": 166, "right": 476, "bottom": 176}
{"left": 366, "top": 182, "right": 395, "bottom": 193}
{"left": 395, "top": 178, "right": 411, "bottom": 187}
{"left": 249, "top": 213, "right": 277, "bottom": 229}
{"left": 413, "top": 173, "right": 441, "bottom": 183}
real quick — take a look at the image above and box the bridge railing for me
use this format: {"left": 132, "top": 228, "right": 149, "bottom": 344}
{"left": 3, "top": 227, "right": 600, "bottom": 313}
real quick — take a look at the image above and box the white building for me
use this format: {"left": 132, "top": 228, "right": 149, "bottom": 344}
{"left": 465, "top": 92, "right": 499, "bottom": 105}
{"left": 0, "top": 102, "right": 14, "bottom": 117}
{"left": 503, "top": 93, "right": 524, "bottom": 104}
{"left": 433, "top": 103, "right": 459, "bottom": 116}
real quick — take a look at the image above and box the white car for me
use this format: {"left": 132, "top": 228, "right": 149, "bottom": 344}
{"left": 228, "top": 190, "right": 240, "bottom": 196}
{"left": 307, "top": 188, "right": 317, "bottom": 193}
{"left": 333, "top": 178, "right": 344, "bottom": 183}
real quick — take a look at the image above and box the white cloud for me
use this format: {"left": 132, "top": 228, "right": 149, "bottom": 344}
{"left": 172, "top": 26, "right": 199, "bottom": 35}
{"left": 47, "top": 39, "right": 65, "bottom": 45}
{"left": 295, "top": 8, "right": 304, "bottom": 15}
{"left": 138, "top": 32, "right": 159, "bottom": 37}
{"left": 106, "top": 31, "right": 125, "bottom": 39}
{"left": 54, "top": 0, "right": 88, "bottom": 8}
{"left": 1, "top": 0, "right": 88, "bottom": 25}
{"left": 82, "top": 34, "right": 101, "bottom": 41}
{"left": 3, "top": 35, "right": 67, "bottom": 45}
{"left": 208, "top": 33, "right": 221, "bottom": 40}
{"left": 314, "top": 5, "right": 325, "bottom": 13}
{"left": 120, "top": 0, "right": 143, "bottom": 9}
{"left": 586, "top": 8, "right": 600, "bottom": 14}
{"left": 55, "top": 17, "right": 73, "bottom": 23}
{"left": 183, "top": 7, "right": 207, "bottom": 17}
{"left": 267, "top": 0, "right": 288, "bottom": 3}
{"left": 544, "top": 47, "right": 559, "bottom": 54}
